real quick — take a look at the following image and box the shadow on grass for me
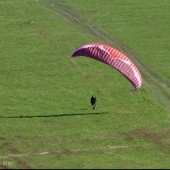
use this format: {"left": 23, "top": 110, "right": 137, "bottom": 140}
{"left": 0, "top": 112, "right": 109, "bottom": 119}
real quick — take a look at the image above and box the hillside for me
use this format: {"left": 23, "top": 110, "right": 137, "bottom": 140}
{"left": 0, "top": 0, "right": 169, "bottom": 168}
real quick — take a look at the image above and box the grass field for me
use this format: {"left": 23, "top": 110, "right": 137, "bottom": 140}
{"left": 0, "top": 0, "right": 170, "bottom": 169}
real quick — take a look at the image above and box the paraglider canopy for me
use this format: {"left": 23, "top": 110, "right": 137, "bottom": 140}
{"left": 71, "top": 43, "right": 142, "bottom": 91}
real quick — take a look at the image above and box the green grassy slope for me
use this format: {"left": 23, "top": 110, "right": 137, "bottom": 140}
{"left": 67, "top": 0, "right": 170, "bottom": 81}
{"left": 0, "top": 0, "right": 169, "bottom": 169}
{"left": 40, "top": 0, "right": 170, "bottom": 113}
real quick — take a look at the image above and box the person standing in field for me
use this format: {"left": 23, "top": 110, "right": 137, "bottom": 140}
{"left": 91, "top": 95, "right": 97, "bottom": 109}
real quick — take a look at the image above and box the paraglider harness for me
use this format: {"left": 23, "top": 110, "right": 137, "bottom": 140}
{"left": 91, "top": 96, "right": 97, "bottom": 109}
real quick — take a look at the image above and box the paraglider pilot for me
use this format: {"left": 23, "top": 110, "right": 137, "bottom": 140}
{"left": 91, "top": 95, "right": 97, "bottom": 109}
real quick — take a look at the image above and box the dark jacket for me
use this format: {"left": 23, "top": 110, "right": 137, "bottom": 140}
{"left": 91, "top": 96, "right": 96, "bottom": 105}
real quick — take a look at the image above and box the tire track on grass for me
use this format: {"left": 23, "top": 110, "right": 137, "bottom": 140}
{"left": 0, "top": 145, "right": 128, "bottom": 159}
{"left": 37, "top": 0, "right": 170, "bottom": 114}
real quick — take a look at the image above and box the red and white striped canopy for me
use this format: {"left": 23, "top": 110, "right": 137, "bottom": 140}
{"left": 71, "top": 43, "right": 142, "bottom": 91}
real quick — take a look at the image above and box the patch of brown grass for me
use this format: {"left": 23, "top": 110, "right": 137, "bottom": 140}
{"left": 118, "top": 128, "right": 170, "bottom": 153}
{"left": 137, "top": 128, "right": 170, "bottom": 153}
{"left": 0, "top": 165, "right": 9, "bottom": 169}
